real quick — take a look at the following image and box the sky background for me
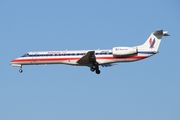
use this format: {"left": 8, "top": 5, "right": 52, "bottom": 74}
{"left": 1, "top": 0, "right": 180, "bottom": 120}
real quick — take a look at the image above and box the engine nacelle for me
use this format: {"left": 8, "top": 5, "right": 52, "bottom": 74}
{"left": 112, "top": 47, "right": 137, "bottom": 56}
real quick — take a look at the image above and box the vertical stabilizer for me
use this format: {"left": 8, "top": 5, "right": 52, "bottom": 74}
{"left": 139, "top": 30, "right": 169, "bottom": 52}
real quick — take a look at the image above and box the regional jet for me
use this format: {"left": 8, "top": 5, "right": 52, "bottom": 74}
{"left": 10, "top": 30, "right": 169, "bottom": 74}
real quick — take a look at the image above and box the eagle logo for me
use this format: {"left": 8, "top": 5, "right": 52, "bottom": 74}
{"left": 149, "top": 38, "right": 155, "bottom": 48}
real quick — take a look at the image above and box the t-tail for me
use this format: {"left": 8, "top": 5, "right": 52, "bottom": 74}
{"left": 138, "top": 30, "right": 169, "bottom": 52}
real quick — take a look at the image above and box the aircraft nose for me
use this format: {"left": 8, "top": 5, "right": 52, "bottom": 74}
{"left": 10, "top": 57, "right": 19, "bottom": 64}
{"left": 10, "top": 58, "right": 22, "bottom": 67}
{"left": 10, "top": 59, "right": 16, "bottom": 64}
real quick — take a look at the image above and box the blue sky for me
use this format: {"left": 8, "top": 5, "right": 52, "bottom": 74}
{"left": 1, "top": 0, "right": 180, "bottom": 120}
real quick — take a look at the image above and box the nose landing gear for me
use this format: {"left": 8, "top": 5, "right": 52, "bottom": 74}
{"left": 19, "top": 65, "right": 23, "bottom": 73}
{"left": 19, "top": 69, "right": 23, "bottom": 73}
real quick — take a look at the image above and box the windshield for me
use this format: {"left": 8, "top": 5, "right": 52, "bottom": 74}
{"left": 21, "top": 53, "right": 29, "bottom": 57}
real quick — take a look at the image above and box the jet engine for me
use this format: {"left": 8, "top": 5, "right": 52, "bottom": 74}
{"left": 112, "top": 47, "right": 137, "bottom": 56}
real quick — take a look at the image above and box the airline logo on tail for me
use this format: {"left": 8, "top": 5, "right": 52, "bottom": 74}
{"left": 149, "top": 38, "right": 155, "bottom": 48}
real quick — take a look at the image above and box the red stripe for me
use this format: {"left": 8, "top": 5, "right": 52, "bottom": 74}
{"left": 11, "top": 56, "right": 147, "bottom": 63}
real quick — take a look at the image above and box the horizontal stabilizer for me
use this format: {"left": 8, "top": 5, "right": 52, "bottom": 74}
{"left": 153, "top": 30, "right": 170, "bottom": 36}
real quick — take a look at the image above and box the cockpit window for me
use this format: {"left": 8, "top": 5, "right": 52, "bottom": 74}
{"left": 22, "top": 53, "right": 29, "bottom": 57}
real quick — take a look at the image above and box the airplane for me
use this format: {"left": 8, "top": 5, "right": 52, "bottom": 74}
{"left": 10, "top": 30, "right": 169, "bottom": 74}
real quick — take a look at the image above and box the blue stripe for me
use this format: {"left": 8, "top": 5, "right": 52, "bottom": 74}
{"left": 138, "top": 52, "right": 155, "bottom": 54}
{"left": 22, "top": 52, "right": 113, "bottom": 57}
{"left": 150, "top": 38, "right": 155, "bottom": 48}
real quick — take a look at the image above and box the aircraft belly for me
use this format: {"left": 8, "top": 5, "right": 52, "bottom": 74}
{"left": 33, "top": 60, "right": 78, "bottom": 65}
{"left": 96, "top": 56, "right": 143, "bottom": 64}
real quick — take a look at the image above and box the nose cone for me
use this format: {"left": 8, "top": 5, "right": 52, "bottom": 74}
{"left": 10, "top": 59, "right": 15, "bottom": 64}
{"left": 10, "top": 58, "right": 21, "bottom": 67}
{"left": 10, "top": 59, "right": 15, "bottom": 62}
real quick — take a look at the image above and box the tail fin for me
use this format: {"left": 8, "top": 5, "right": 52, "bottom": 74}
{"left": 139, "top": 30, "right": 169, "bottom": 51}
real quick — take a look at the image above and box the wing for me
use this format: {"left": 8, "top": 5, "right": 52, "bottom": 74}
{"left": 77, "top": 51, "right": 96, "bottom": 66}
{"left": 101, "top": 63, "right": 115, "bottom": 67}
